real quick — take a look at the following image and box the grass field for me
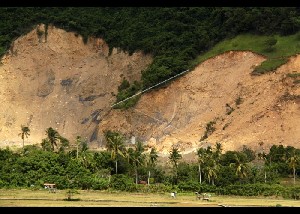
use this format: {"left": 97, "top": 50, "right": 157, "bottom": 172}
{"left": 0, "top": 189, "right": 299, "bottom": 207}
{"left": 190, "top": 32, "right": 300, "bottom": 74}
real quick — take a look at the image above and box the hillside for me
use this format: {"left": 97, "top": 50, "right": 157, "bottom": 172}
{"left": 102, "top": 51, "right": 300, "bottom": 159}
{"left": 0, "top": 24, "right": 153, "bottom": 148}
{"left": 0, "top": 25, "right": 299, "bottom": 160}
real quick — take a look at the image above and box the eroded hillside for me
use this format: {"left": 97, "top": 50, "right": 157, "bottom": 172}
{"left": 100, "top": 52, "right": 300, "bottom": 158}
{"left": 0, "top": 25, "right": 299, "bottom": 159}
{"left": 0, "top": 24, "right": 153, "bottom": 148}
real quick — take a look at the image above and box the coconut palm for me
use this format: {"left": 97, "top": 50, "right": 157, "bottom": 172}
{"left": 214, "top": 142, "right": 223, "bottom": 159}
{"left": 78, "top": 140, "right": 92, "bottom": 169}
{"left": 45, "top": 127, "right": 60, "bottom": 151}
{"left": 258, "top": 151, "right": 268, "bottom": 183}
{"left": 126, "top": 141, "right": 146, "bottom": 185}
{"left": 287, "top": 151, "right": 299, "bottom": 185}
{"left": 147, "top": 147, "right": 158, "bottom": 185}
{"left": 205, "top": 160, "right": 218, "bottom": 185}
{"left": 58, "top": 136, "right": 69, "bottom": 153}
{"left": 76, "top": 136, "right": 82, "bottom": 159}
{"left": 149, "top": 147, "right": 158, "bottom": 167}
{"left": 105, "top": 131, "right": 125, "bottom": 174}
{"left": 19, "top": 125, "right": 30, "bottom": 149}
{"left": 230, "top": 153, "right": 249, "bottom": 182}
{"left": 169, "top": 146, "right": 182, "bottom": 185}
{"left": 197, "top": 147, "right": 206, "bottom": 184}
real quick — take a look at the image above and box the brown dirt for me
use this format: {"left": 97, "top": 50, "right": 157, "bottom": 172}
{"left": 0, "top": 24, "right": 299, "bottom": 161}
{"left": 0, "top": 24, "right": 152, "bottom": 149}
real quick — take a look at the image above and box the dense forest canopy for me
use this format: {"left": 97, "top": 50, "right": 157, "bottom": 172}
{"left": 0, "top": 7, "right": 300, "bottom": 105}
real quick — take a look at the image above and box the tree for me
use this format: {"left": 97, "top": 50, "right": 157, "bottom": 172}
{"left": 19, "top": 125, "right": 30, "bottom": 149}
{"left": 105, "top": 131, "right": 125, "bottom": 174}
{"left": 258, "top": 151, "right": 268, "bottom": 183}
{"left": 126, "top": 141, "right": 146, "bottom": 185}
{"left": 45, "top": 127, "right": 60, "bottom": 152}
{"left": 168, "top": 146, "right": 182, "bottom": 185}
{"left": 230, "top": 153, "right": 249, "bottom": 183}
{"left": 147, "top": 147, "right": 158, "bottom": 185}
{"left": 197, "top": 147, "right": 206, "bottom": 184}
{"left": 76, "top": 136, "right": 82, "bottom": 159}
{"left": 205, "top": 160, "right": 218, "bottom": 185}
{"left": 73, "top": 137, "right": 91, "bottom": 169}
{"left": 41, "top": 138, "right": 52, "bottom": 151}
{"left": 58, "top": 136, "right": 69, "bottom": 153}
{"left": 287, "top": 151, "right": 299, "bottom": 185}
{"left": 149, "top": 147, "right": 158, "bottom": 167}
{"left": 200, "top": 144, "right": 220, "bottom": 185}
{"left": 214, "top": 142, "right": 223, "bottom": 160}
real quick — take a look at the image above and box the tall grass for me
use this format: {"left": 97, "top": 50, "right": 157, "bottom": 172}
{"left": 190, "top": 32, "right": 300, "bottom": 75}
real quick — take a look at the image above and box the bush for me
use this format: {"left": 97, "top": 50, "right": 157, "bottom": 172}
{"left": 91, "top": 178, "right": 110, "bottom": 190}
{"left": 178, "top": 180, "right": 199, "bottom": 192}
{"left": 263, "top": 46, "right": 276, "bottom": 53}
{"left": 109, "top": 174, "right": 136, "bottom": 192}
{"left": 118, "top": 79, "right": 130, "bottom": 91}
{"left": 264, "top": 37, "right": 277, "bottom": 46}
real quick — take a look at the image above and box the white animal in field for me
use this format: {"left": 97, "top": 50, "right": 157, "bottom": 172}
{"left": 170, "top": 192, "right": 176, "bottom": 198}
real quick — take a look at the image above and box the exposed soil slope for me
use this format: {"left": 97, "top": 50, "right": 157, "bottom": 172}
{"left": 0, "top": 24, "right": 152, "bottom": 148}
{"left": 102, "top": 51, "right": 300, "bottom": 159}
{"left": 0, "top": 25, "right": 299, "bottom": 160}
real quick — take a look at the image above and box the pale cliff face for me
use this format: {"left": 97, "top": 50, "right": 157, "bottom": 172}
{"left": 0, "top": 24, "right": 299, "bottom": 159}
{"left": 0, "top": 24, "right": 152, "bottom": 149}
{"left": 103, "top": 50, "right": 300, "bottom": 158}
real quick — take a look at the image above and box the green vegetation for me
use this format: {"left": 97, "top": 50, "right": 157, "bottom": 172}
{"left": 18, "top": 125, "right": 30, "bottom": 149}
{"left": 0, "top": 7, "right": 300, "bottom": 108}
{"left": 0, "top": 130, "right": 299, "bottom": 199}
{"left": 200, "top": 120, "right": 217, "bottom": 141}
{"left": 191, "top": 33, "right": 300, "bottom": 75}
{"left": 64, "top": 189, "right": 80, "bottom": 201}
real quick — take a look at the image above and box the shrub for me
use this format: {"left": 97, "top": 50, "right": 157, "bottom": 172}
{"left": 118, "top": 79, "right": 130, "bottom": 91}
{"left": 263, "top": 46, "right": 276, "bottom": 53}
{"left": 235, "top": 96, "right": 243, "bottom": 106}
{"left": 91, "top": 178, "right": 110, "bottom": 190}
{"left": 110, "top": 174, "right": 136, "bottom": 192}
{"left": 264, "top": 37, "right": 277, "bottom": 46}
{"left": 178, "top": 180, "right": 199, "bottom": 192}
{"left": 64, "top": 189, "right": 80, "bottom": 201}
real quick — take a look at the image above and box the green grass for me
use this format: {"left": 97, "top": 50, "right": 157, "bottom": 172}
{"left": 190, "top": 32, "right": 300, "bottom": 75}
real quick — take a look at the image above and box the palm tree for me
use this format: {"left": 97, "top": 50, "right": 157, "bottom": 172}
{"left": 105, "top": 131, "right": 125, "bottom": 174}
{"left": 258, "top": 151, "right": 268, "bottom": 183}
{"left": 214, "top": 142, "right": 223, "bottom": 159}
{"left": 230, "top": 154, "right": 249, "bottom": 182}
{"left": 287, "top": 151, "right": 299, "bottom": 185}
{"left": 149, "top": 147, "right": 158, "bottom": 167}
{"left": 58, "top": 136, "right": 69, "bottom": 153}
{"left": 19, "top": 125, "right": 30, "bottom": 149}
{"left": 41, "top": 138, "right": 52, "bottom": 151}
{"left": 197, "top": 147, "right": 206, "bottom": 184}
{"left": 78, "top": 140, "right": 92, "bottom": 169}
{"left": 205, "top": 160, "right": 218, "bottom": 185}
{"left": 169, "top": 146, "right": 182, "bottom": 185}
{"left": 127, "top": 141, "right": 146, "bottom": 185}
{"left": 76, "top": 136, "right": 82, "bottom": 159}
{"left": 147, "top": 147, "right": 158, "bottom": 185}
{"left": 45, "top": 127, "right": 60, "bottom": 151}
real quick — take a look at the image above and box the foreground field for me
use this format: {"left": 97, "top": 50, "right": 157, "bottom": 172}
{"left": 0, "top": 189, "right": 299, "bottom": 207}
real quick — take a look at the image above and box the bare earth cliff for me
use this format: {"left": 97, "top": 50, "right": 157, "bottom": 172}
{"left": 0, "top": 25, "right": 299, "bottom": 159}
